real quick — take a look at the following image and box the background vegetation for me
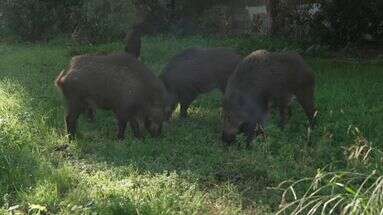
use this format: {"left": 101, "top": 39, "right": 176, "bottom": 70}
{"left": 1, "top": 0, "right": 382, "bottom": 47}
{"left": 310, "top": 0, "right": 383, "bottom": 47}
{"left": 0, "top": 0, "right": 135, "bottom": 42}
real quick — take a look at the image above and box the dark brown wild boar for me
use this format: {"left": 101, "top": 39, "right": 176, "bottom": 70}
{"left": 55, "top": 57, "right": 166, "bottom": 140}
{"left": 65, "top": 53, "right": 146, "bottom": 121}
{"left": 160, "top": 48, "right": 242, "bottom": 120}
{"left": 222, "top": 50, "right": 317, "bottom": 147}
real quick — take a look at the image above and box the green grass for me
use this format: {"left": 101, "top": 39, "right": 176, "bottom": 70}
{"left": 0, "top": 36, "right": 382, "bottom": 214}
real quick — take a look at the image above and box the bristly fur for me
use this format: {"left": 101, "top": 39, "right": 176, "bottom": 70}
{"left": 56, "top": 55, "right": 166, "bottom": 140}
{"left": 160, "top": 47, "right": 242, "bottom": 119}
{"left": 222, "top": 50, "right": 317, "bottom": 147}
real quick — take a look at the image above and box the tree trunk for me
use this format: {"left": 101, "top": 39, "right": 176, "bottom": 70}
{"left": 169, "top": 0, "right": 176, "bottom": 20}
{"left": 266, "top": 0, "right": 279, "bottom": 35}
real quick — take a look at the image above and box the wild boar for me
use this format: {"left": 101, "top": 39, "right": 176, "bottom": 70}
{"left": 222, "top": 50, "right": 317, "bottom": 147}
{"left": 70, "top": 52, "right": 147, "bottom": 121}
{"left": 55, "top": 57, "right": 166, "bottom": 140}
{"left": 160, "top": 47, "right": 242, "bottom": 120}
{"left": 68, "top": 23, "right": 144, "bottom": 121}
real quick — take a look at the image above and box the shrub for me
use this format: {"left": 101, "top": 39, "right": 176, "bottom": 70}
{"left": 265, "top": 0, "right": 382, "bottom": 48}
{"left": 0, "top": 0, "right": 136, "bottom": 43}
{"left": 73, "top": 0, "right": 135, "bottom": 44}
{"left": 0, "top": 0, "right": 81, "bottom": 41}
{"left": 310, "top": 0, "right": 383, "bottom": 48}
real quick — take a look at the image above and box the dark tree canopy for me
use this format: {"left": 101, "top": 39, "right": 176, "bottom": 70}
{"left": 0, "top": 0, "right": 381, "bottom": 47}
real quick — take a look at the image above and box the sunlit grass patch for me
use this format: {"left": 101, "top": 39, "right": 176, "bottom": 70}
{"left": 19, "top": 161, "right": 245, "bottom": 214}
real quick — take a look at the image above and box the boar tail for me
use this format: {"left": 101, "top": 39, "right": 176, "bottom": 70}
{"left": 55, "top": 70, "right": 66, "bottom": 89}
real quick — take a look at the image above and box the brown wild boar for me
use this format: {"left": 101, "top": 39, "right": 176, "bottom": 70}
{"left": 55, "top": 57, "right": 167, "bottom": 140}
{"left": 222, "top": 50, "right": 317, "bottom": 147}
{"left": 160, "top": 47, "right": 242, "bottom": 120}
{"left": 65, "top": 53, "right": 145, "bottom": 121}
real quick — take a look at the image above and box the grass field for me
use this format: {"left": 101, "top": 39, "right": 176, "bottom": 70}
{"left": 0, "top": 36, "right": 382, "bottom": 214}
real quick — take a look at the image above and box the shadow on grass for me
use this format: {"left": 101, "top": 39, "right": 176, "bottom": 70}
{"left": 63, "top": 101, "right": 294, "bottom": 209}
{"left": 0, "top": 79, "right": 52, "bottom": 207}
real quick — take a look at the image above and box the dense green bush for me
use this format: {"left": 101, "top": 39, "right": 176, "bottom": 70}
{"left": 1, "top": 0, "right": 382, "bottom": 46}
{"left": 0, "top": 0, "right": 135, "bottom": 42}
{"left": 0, "top": 0, "right": 81, "bottom": 41}
{"left": 310, "top": 0, "right": 383, "bottom": 47}
{"left": 74, "top": 0, "right": 135, "bottom": 43}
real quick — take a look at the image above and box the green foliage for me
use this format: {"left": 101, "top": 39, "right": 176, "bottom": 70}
{"left": 2, "top": 0, "right": 382, "bottom": 47}
{"left": 0, "top": 0, "right": 81, "bottom": 41}
{"left": 75, "top": 0, "right": 135, "bottom": 43}
{"left": 0, "top": 36, "right": 382, "bottom": 214}
{"left": 0, "top": 0, "right": 135, "bottom": 42}
{"left": 311, "top": 0, "right": 383, "bottom": 47}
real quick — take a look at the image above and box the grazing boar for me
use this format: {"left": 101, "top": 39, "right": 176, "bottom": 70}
{"left": 222, "top": 50, "right": 317, "bottom": 147}
{"left": 160, "top": 48, "right": 242, "bottom": 120}
{"left": 55, "top": 57, "right": 166, "bottom": 140}
{"left": 68, "top": 53, "right": 144, "bottom": 121}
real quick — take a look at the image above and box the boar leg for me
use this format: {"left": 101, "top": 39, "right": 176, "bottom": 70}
{"left": 296, "top": 87, "right": 316, "bottom": 128}
{"left": 287, "top": 95, "right": 294, "bottom": 119}
{"left": 180, "top": 103, "right": 189, "bottom": 118}
{"left": 130, "top": 116, "right": 145, "bottom": 139}
{"left": 278, "top": 95, "right": 292, "bottom": 129}
{"left": 85, "top": 107, "right": 96, "bottom": 122}
{"left": 116, "top": 117, "right": 128, "bottom": 140}
{"left": 244, "top": 128, "right": 256, "bottom": 149}
{"left": 239, "top": 123, "right": 256, "bottom": 148}
{"left": 65, "top": 101, "right": 82, "bottom": 139}
{"left": 180, "top": 97, "right": 194, "bottom": 118}
{"left": 84, "top": 99, "right": 96, "bottom": 122}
